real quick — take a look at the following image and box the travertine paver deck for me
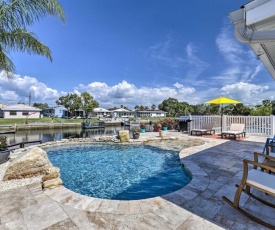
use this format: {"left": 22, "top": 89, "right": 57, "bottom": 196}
{"left": 0, "top": 131, "right": 275, "bottom": 229}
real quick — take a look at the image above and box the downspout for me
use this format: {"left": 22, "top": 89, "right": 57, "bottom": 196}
{"left": 228, "top": 9, "right": 275, "bottom": 44}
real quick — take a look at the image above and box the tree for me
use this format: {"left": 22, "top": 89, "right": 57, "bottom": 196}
{"left": 0, "top": 0, "right": 65, "bottom": 73}
{"left": 204, "top": 104, "right": 220, "bottom": 115}
{"left": 33, "top": 103, "right": 49, "bottom": 110}
{"left": 81, "top": 92, "right": 98, "bottom": 118}
{"left": 56, "top": 93, "right": 81, "bottom": 118}
{"left": 262, "top": 99, "right": 271, "bottom": 107}
{"left": 151, "top": 104, "right": 156, "bottom": 110}
{"left": 249, "top": 100, "right": 272, "bottom": 116}
{"left": 250, "top": 106, "right": 272, "bottom": 116}
{"left": 158, "top": 98, "right": 179, "bottom": 117}
{"left": 190, "top": 104, "right": 207, "bottom": 115}
{"left": 134, "top": 105, "right": 140, "bottom": 111}
{"left": 158, "top": 98, "right": 192, "bottom": 117}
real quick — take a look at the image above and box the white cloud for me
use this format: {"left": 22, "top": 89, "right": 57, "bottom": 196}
{"left": 76, "top": 80, "right": 196, "bottom": 109}
{"left": 220, "top": 82, "right": 269, "bottom": 104}
{"left": 149, "top": 36, "right": 185, "bottom": 68}
{"left": 173, "top": 82, "right": 183, "bottom": 88}
{"left": 0, "top": 71, "right": 65, "bottom": 104}
{"left": 148, "top": 37, "right": 209, "bottom": 83}
{"left": 214, "top": 23, "right": 263, "bottom": 84}
{"left": 185, "top": 43, "right": 209, "bottom": 81}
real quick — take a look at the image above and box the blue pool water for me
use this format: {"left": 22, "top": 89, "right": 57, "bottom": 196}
{"left": 46, "top": 144, "right": 192, "bottom": 200}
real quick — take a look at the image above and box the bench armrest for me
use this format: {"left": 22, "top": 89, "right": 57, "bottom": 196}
{"left": 254, "top": 152, "right": 275, "bottom": 160}
{"left": 244, "top": 159, "right": 275, "bottom": 174}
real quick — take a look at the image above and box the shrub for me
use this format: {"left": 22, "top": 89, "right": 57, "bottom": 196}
{"left": 160, "top": 118, "right": 175, "bottom": 130}
{"left": 154, "top": 121, "right": 162, "bottom": 130}
{"left": 140, "top": 123, "right": 146, "bottom": 129}
{"left": 0, "top": 136, "right": 7, "bottom": 151}
{"left": 133, "top": 128, "right": 140, "bottom": 135}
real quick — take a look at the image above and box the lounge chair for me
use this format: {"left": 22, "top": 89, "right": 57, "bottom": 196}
{"left": 221, "top": 123, "right": 245, "bottom": 140}
{"left": 190, "top": 123, "right": 215, "bottom": 136}
{"left": 262, "top": 135, "right": 275, "bottom": 153}
{"left": 222, "top": 158, "right": 275, "bottom": 228}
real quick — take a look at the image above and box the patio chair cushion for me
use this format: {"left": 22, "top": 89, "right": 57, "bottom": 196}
{"left": 229, "top": 123, "right": 245, "bottom": 132}
{"left": 201, "top": 123, "right": 214, "bottom": 130}
{"left": 221, "top": 130, "right": 243, "bottom": 135}
{"left": 191, "top": 123, "right": 214, "bottom": 132}
{"left": 190, "top": 123, "right": 215, "bottom": 136}
{"left": 246, "top": 169, "right": 275, "bottom": 194}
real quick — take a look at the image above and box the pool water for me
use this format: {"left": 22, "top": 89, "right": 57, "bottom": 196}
{"left": 46, "top": 144, "right": 192, "bottom": 200}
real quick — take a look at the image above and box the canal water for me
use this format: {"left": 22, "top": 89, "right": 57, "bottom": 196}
{"left": 4, "top": 126, "right": 128, "bottom": 145}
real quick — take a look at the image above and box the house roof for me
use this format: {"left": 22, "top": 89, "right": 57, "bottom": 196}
{"left": 136, "top": 110, "right": 167, "bottom": 113}
{"left": 111, "top": 108, "right": 131, "bottom": 112}
{"left": 1, "top": 104, "right": 41, "bottom": 111}
{"left": 93, "top": 107, "right": 111, "bottom": 113}
{"left": 229, "top": 0, "right": 275, "bottom": 79}
{"left": 0, "top": 103, "right": 7, "bottom": 108}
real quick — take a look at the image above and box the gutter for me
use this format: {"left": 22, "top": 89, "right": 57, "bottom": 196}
{"left": 228, "top": 9, "right": 275, "bottom": 44}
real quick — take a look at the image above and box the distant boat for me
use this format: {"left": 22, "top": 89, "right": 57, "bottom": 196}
{"left": 0, "top": 130, "right": 15, "bottom": 134}
{"left": 82, "top": 121, "right": 105, "bottom": 129}
{"left": 121, "top": 120, "right": 140, "bottom": 127}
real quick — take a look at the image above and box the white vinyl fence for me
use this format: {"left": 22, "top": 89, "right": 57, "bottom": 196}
{"left": 190, "top": 115, "right": 275, "bottom": 136}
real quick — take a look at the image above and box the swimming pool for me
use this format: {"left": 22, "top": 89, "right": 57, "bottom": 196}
{"left": 46, "top": 143, "right": 192, "bottom": 200}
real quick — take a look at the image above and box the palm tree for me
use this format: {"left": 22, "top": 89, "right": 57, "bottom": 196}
{"left": 0, "top": 0, "right": 65, "bottom": 74}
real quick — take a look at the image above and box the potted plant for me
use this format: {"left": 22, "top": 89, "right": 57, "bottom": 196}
{"left": 132, "top": 128, "right": 140, "bottom": 139}
{"left": 0, "top": 136, "right": 9, "bottom": 164}
{"left": 154, "top": 121, "right": 162, "bottom": 132}
{"left": 161, "top": 118, "right": 174, "bottom": 131}
{"left": 140, "top": 123, "right": 146, "bottom": 133}
{"left": 161, "top": 120, "right": 168, "bottom": 131}
{"left": 0, "top": 136, "right": 7, "bottom": 151}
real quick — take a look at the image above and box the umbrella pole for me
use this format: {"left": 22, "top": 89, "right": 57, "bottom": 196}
{"left": 221, "top": 104, "right": 223, "bottom": 132}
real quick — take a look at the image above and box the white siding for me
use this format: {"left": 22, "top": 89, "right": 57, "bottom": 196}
{"left": 3, "top": 111, "right": 41, "bottom": 118}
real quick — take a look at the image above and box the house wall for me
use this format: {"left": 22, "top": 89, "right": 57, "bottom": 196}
{"left": 137, "top": 112, "right": 166, "bottom": 117}
{"left": 3, "top": 111, "right": 41, "bottom": 118}
{"left": 54, "top": 108, "right": 65, "bottom": 118}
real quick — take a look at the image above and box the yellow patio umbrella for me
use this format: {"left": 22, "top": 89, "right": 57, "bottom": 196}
{"left": 205, "top": 97, "right": 242, "bottom": 131}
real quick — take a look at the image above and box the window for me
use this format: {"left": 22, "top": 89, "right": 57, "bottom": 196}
{"left": 22, "top": 112, "right": 29, "bottom": 116}
{"left": 10, "top": 111, "right": 17, "bottom": 116}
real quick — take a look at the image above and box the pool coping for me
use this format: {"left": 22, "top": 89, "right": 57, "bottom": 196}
{"left": 20, "top": 136, "right": 225, "bottom": 215}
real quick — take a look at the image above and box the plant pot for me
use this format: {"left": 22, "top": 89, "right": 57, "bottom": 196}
{"left": 156, "top": 128, "right": 161, "bottom": 132}
{"left": 163, "top": 127, "right": 168, "bottom": 131}
{"left": 0, "top": 150, "right": 10, "bottom": 164}
{"left": 159, "top": 130, "right": 166, "bottom": 137}
{"left": 141, "top": 129, "right": 145, "bottom": 133}
{"left": 133, "top": 134, "right": 140, "bottom": 139}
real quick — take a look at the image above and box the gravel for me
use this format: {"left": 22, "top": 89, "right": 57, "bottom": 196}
{"left": 0, "top": 161, "right": 42, "bottom": 192}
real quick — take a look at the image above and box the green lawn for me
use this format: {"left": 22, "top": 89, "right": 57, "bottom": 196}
{"left": 0, "top": 117, "right": 99, "bottom": 125}
{"left": 0, "top": 117, "right": 176, "bottom": 125}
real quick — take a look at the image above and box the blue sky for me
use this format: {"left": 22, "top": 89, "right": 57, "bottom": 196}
{"left": 0, "top": 0, "right": 274, "bottom": 109}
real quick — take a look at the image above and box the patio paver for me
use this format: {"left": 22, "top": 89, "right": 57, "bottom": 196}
{"left": 0, "top": 132, "right": 274, "bottom": 229}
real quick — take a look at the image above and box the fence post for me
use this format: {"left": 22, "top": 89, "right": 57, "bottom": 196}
{"left": 271, "top": 115, "right": 275, "bottom": 137}
{"left": 222, "top": 115, "right": 227, "bottom": 132}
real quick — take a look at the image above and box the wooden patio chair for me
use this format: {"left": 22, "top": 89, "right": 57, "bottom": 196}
{"left": 221, "top": 123, "right": 245, "bottom": 140}
{"left": 253, "top": 151, "right": 275, "bottom": 173}
{"left": 190, "top": 123, "right": 215, "bottom": 136}
{"left": 222, "top": 159, "right": 275, "bottom": 228}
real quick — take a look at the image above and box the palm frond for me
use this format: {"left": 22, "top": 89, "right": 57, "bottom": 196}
{"left": 0, "top": 0, "right": 65, "bottom": 30}
{"left": 0, "top": 44, "right": 15, "bottom": 74}
{"left": 0, "top": 29, "right": 52, "bottom": 61}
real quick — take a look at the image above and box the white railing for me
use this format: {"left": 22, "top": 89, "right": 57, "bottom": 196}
{"left": 190, "top": 115, "right": 275, "bottom": 136}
